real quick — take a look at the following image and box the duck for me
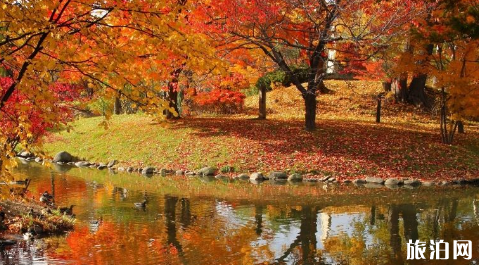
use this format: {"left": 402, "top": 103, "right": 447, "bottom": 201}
{"left": 89, "top": 217, "right": 103, "bottom": 233}
{"left": 39, "top": 191, "right": 53, "bottom": 204}
{"left": 134, "top": 200, "right": 147, "bottom": 208}
{"left": 58, "top": 205, "right": 75, "bottom": 215}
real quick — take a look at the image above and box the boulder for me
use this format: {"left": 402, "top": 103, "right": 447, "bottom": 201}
{"left": 215, "top": 174, "right": 229, "bottom": 180}
{"left": 384, "top": 178, "right": 400, "bottom": 186}
{"left": 160, "top": 168, "right": 168, "bottom": 177}
{"left": 176, "top": 170, "right": 185, "bottom": 176}
{"left": 353, "top": 179, "right": 367, "bottom": 185}
{"left": 34, "top": 157, "right": 43, "bottom": 163}
{"left": 18, "top": 151, "right": 33, "bottom": 158}
{"left": 142, "top": 167, "right": 155, "bottom": 175}
{"left": 268, "top": 171, "right": 288, "bottom": 180}
{"left": 117, "top": 167, "right": 125, "bottom": 172}
{"left": 250, "top": 172, "right": 265, "bottom": 181}
{"left": 237, "top": 174, "right": 250, "bottom": 180}
{"left": 185, "top": 171, "right": 197, "bottom": 176}
{"left": 126, "top": 167, "right": 134, "bottom": 173}
{"left": 53, "top": 151, "right": 73, "bottom": 163}
{"left": 97, "top": 164, "right": 107, "bottom": 170}
{"left": 365, "top": 177, "right": 384, "bottom": 184}
{"left": 107, "top": 160, "right": 118, "bottom": 168}
{"left": 404, "top": 179, "right": 421, "bottom": 186}
{"left": 288, "top": 173, "right": 303, "bottom": 182}
{"left": 197, "top": 167, "right": 217, "bottom": 176}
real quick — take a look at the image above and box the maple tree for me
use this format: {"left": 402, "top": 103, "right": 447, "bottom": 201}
{"left": 198, "top": 0, "right": 418, "bottom": 130}
{"left": 394, "top": 0, "right": 479, "bottom": 144}
{"left": 0, "top": 0, "right": 224, "bottom": 179}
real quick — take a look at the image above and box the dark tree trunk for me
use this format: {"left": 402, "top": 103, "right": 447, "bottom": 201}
{"left": 113, "top": 94, "right": 122, "bottom": 115}
{"left": 407, "top": 74, "right": 428, "bottom": 106}
{"left": 382, "top": 81, "right": 392, "bottom": 92}
{"left": 166, "top": 68, "right": 183, "bottom": 119}
{"left": 258, "top": 85, "right": 267, "bottom": 120}
{"left": 457, "top": 121, "right": 465, "bottom": 134}
{"left": 376, "top": 98, "right": 382, "bottom": 123}
{"left": 166, "top": 84, "right": 180, "bottom": 119}
{"left": 398, "top": 75, "right": 408, "bottom": 103}
{"left": 304, "top": 92, "right": 317, "bottom": 131}
{"left": 407, "top": 44, "right": 433, "bottom": 107}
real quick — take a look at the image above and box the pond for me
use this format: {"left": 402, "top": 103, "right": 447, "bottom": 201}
{"left": 1, "top": 161, "right": 479, "bottom": 264}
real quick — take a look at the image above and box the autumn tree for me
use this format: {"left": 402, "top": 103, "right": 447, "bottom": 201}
{"left": 0, "top": 0, "right": 222, "bottom": 180}
{"left": 395, "top": 0, "right": 479, "bottom": 144}
{"left": 200, "top": 0, "right": 417, "bottom": 130}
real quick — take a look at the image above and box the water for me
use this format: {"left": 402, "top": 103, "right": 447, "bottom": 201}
{"left": 2, "top": 161, "right": 479, "bottom": 264}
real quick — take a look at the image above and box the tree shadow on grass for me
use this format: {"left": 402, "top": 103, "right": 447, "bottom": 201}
{"left": 169, "top": 117, "right": 479, "bottom": 178}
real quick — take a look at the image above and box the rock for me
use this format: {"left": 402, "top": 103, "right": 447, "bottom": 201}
{"left": 327, "top": 177, "right": 336, "bottom": 183}
{"left": 107, "top": 160, "right": 117, "bottom": 168}
{"left": 288, "top": 173, "right": 303, "bottom": 182}
{"left": 215, "top": 174, "right": 229, "bottom": 180}
{"left": 175, "top": 170, "right": 184, "bottom": 176}
{"left": 75, "top": 161, "right": 90, "bottom": 167}
{"left": 250, "top": 172, "right": 265, "bottom": 181}
{"left": 304, "top": 178, "right": 318, "bottom": 183}
{"left": 385, "top": 178, "right": 401, "bottom": 186}
{"left": 353, "top": 179, "right": 367, "bottom": 185}
{"left": 160, "top": 168, "right": 168, "bottom": 177}
{"left": 237, "top": 174, "right": 250, "bottom": 180}
{"left": 453, "top": 179, "right": 468, "bottom": 185}
{"left": 365, "top": 177, "right": 384, "bottom": 184}
{"left": 53, "top": 151, "right": 73, "bottom": 163}
{"left": 117, "top": 167, "right": 125, "bottom": 172}
{"left": 97, "top": 164, "right": 107, "bottom": 170}
{"left": 19, "top": 151, "right": 33, "bottom": 158}
{"left": 404, "top": 179, "right": 421, "bottom": 186}
{"left": 142, "top": 167, "right": 155, "bottom": 175}
{"left": 185, "top": 171, "right": 196, "bottom": 176}
{"left": 197, "top": 167, "right": 217, "bottom": 176}
{"left": 422, "top": 181, "right": 435, "bottom": 187}
{"left": 67, "top": 162, "right": 75, "bottom": 165}
{"left": 34, "top": 157, "right": 43, "bottom": 163}
{"left": 127, "top": 167, "right": 134, "bottom": 173}
{"left": 321, "top": 176, "right": 330, "bottom": 182}
{"left": 268, "top": 171, "right": 288, "bottom": 180}
{"left": 342, "top": 180, "right": 352, "bottom": 184}
{"left": 89, "top": 165, "right": 97, "bottom": 168}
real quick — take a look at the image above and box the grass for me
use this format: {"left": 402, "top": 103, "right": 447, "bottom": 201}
{"left": 43, "top": 80, "right": 479, "bottom": 181}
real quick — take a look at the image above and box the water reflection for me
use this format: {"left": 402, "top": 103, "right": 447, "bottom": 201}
{"left": 2, "top": 162, "right": 479, "bottom": 264}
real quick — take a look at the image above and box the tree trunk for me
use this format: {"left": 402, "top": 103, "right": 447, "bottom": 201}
{"left": 304, "top": 92, "right": 317, "bottom": 131}
{"left": 407, "top": 74, "right": 427, "bottom": 106}
{"left": 166, "top": 68, "right": 183, "bottom": 119}
{"left": 398, "top": 75, "right": 408, "bottom": 103}
{"left": 258, "top": 85, "right": 267, "bottom": 120}
{"left": 166, "top": 84, "right": 180, "bottom": 119}
{"left": 113, "top": 94, "right": 122, "bottom": 115}
{"left": 457, "top": 121, "right": 464, "bottom": 134}
{"left": 382, "top": 81, "right": 392, "bottom": 92}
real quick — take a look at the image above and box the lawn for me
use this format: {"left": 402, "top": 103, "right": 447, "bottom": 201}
{"left": 43, "top": 80, "right": 479, "bottom": 181}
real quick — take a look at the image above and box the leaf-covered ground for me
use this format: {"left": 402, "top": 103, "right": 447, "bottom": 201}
{"left": 44, "top": 81, "right": 479, "bottom": 181}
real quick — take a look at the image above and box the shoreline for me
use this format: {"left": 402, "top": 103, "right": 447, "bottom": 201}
{"left": 17, "top": 151, "right": 479, "bottom": 190}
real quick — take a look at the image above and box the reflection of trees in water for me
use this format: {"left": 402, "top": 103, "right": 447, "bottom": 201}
{"left": 276, "top": 206, "right": 322, "bottom": 264}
